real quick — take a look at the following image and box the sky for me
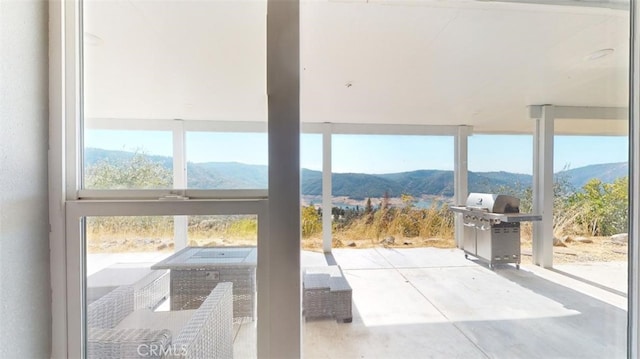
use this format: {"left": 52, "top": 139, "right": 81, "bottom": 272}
{"left": 85, "top": 130, "right": 629, "bottom": 175}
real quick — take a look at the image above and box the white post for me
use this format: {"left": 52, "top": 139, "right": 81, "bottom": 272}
{"left": 173, "top": 121, "right": 188, "bottom": 249}
{"left": 63, "top": 1, "right": 82, "bottom": 356}
{"left": 454, "top": 126, "right": 470, "bottom": 248}
{"left": 263, "top": 0, "right": 301, "bottom": 357}
{"left": 629, "top": 0, "right": 639, "bottom": 356}
{"left": 49, "top": 1, "right": 68, "bottom": 356}
{"left": 322, "top": 123, "right": 332, "bottom": 253}
{"left": 532, "top": 105, "right": 554, "bottom": 268}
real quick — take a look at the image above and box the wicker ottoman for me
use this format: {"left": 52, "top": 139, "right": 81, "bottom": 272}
{"left": 303, "top": 266, "right": 352, "bottom": 323}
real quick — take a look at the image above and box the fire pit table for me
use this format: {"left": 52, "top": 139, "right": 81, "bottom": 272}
{"left": 451, "top": 193, "right": 541, "bottom": 269}
{"left": 151, "top": 246, "right": 256, "bottom": 319}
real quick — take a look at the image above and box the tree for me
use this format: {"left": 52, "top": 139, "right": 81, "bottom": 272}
{"left": 381, "top": 191, "right": 390, "bottom": 210}
{"left": 605, "top": 176, "right": 629, "bottom": 234}
{"left": 301, "top": 205, "right": 322, "bottom": 237}
{"left": 85, "top": 152, "right": 172, "bottom": 189}
{"left": 567, "top": 177, "right": 628, "bottom": 236}
{"left": 400, "top": 194, "right": 415, "bottom": 210}
{"left": 84, "top": 152, "right": 173, "bottom": 238}
{"left": 364, "top": 198, "right": 373, "bottom": 214}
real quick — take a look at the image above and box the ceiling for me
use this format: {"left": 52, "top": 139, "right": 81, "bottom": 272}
{"left": 83, "top": 0, "right": 630, "bottom": 135}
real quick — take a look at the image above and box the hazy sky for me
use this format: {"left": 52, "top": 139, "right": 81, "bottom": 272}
{"left": 85, "top": 130, "right": 628, "bottom": 174}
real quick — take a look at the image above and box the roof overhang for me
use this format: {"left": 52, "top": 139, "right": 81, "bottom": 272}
{"left": 83, "top": 0, "right": 630, "bottom": 135}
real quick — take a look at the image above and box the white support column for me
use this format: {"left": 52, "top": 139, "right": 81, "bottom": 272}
{"left": 628, "top": 0, "right": 639, "bottom": 356}
{"left": 173, "top": 121, "right": 188, "bottom": 250}
{"left": 49, "top": 1, "right": 68, "bottom": 357}
{"left": 263, "top": 1, "right": 301, "bottom": 358}
{"left": 532, "top": 105, "right": 555, "bottom": 268}
{"left": 454, "top": 126, "right": 471, "bottom": 248}
{"left": 322, "top": 123, "right": 332, "bottom": 253}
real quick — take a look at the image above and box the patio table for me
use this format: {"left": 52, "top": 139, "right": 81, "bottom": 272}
{"left": 151, "top": 246, "right": 257, "bottom": 319}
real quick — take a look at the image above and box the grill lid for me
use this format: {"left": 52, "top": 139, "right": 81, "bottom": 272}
{"left": 465, "top": 193, "right": 520, "bottom": 213}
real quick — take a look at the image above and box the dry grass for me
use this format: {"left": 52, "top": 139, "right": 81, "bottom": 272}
{"left": 86, "top": 211, "right": 627, "bottom": 266}
{"left": 89, "top": 230, "right": 626, "bottom": 266}
{"left": 521, "top": 236, "right": 628, "bottom": 264}
{"left": 86, "top": 233, "right": 175, "bottom": 253}
{"left": 86, "top": 233, "right": 257, "bottom": 253}
{"left": 86, "top": 215, "right": 257, "bottom": 253}
{"left": 301, "top": 234, "right": 455, "bottom": 251}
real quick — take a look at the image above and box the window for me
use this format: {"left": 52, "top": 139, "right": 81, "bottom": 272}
{"left": 186, "top": 132, "right": 268, "bottom": 189}
{"left": 84, "top": 129, "right": 173, "bottom": 190}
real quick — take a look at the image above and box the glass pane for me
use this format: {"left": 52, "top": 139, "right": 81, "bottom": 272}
{"left": 188, "top": 215, "right": 258, "bottom": 247}
{"left": 301, "top": 133, "right": 323, "bottom": 249}
{"left": 186, "top": 132, "right": 267, "bottom": 189}
{"left": 83, "top": 0, "right": 266, "bottom": 122}
{"left": 469, "top": 134, "right": 535, "bottom": 256}
{"left": 83, "top": 0, "right": 267, "bottom": 191}
{"left": 468, "top": 135, "right": 533, "bottom": 194}
{"left": 553, "top": 136, "right": 629, "bottom": 266}
{"left": 330, "top": 134, "right": 455, "bottom": 248}
{"left": 85, "top": 215, "right": 258, "bottom": 358}
{"left": 302, "top": 0, "right": 629, "bottom": 350}
{"left": 84, "top": 129, "right": 173, "bottom": 189}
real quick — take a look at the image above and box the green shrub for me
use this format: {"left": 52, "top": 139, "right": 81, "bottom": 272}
{"left": 302, "top": 205, "right": 322, "bottom": 237}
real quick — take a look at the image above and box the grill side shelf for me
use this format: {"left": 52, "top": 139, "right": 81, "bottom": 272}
{"left": 449, "top": 207, "right": 541, "bottom": 223}
{"left": 491, "top": 213, "right": 542, "bottom": 223}
{"left": 450, "top": 206, "right": 470, "bottom": 214}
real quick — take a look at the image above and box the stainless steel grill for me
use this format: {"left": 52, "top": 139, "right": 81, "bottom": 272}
{"left": 451, "top": 193, "right": 542, "bottom": 269}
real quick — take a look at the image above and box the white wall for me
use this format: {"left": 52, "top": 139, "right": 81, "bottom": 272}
{"left": 0, "top": 1, "right": 51, "bottom": 357}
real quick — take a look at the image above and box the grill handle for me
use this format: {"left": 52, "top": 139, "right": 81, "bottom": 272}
{"left": 463, "top": 223, "right": 476, "bottom": 228}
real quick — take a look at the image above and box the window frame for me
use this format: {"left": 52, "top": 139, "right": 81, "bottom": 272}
{"left": 81, "top": 118, "right": 270, "bottom": 197}
{"left": 65, "top": 199, "right": 268, "bottom": 358}
{"left": 49, "top": 0, "right": 640, "bottom": 357}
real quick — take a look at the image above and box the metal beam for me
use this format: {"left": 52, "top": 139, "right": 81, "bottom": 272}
{"left": 528, "top": 105, "right": 628, "bottom": 121}
{"left": 454, "top": 126, "right": 472, "bottom": 248}
{"left": 77, "top": 189, "right": 268, "bottom": 200}
{"left": 87, "top": 117, "right": 462, "bottom": 137}
{"left": 303, "top": 122, "right": 461, "bottom": 136}
{"left": 477, "top": 0, "right": 629, "bottom": 11}
{"left": 86, "top": 118, "right": 269, "bottom": 132}
{"left": 532, "top": 105, "right": 555, "bottom": 268}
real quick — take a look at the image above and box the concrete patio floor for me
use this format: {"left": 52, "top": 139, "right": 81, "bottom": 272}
{"left": 296, "top": 248, "right": 627, "bottom": 359}
{"left": 87, "top": 247, "right": 628, "bottom": 358}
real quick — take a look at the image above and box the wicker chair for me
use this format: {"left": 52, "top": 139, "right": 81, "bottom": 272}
{"left": 87, "top": 282, "right": 234, "bottom": 359}
{"left": 87, "top": 267, "right": 170, "bottom": 311}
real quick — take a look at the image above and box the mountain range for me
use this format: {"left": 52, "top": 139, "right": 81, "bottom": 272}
{"left": 85, "top": 148, "right": 628, "bottom": 199}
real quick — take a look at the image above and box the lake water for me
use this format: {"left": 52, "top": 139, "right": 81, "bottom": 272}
{"left": 332, "top": 198, "right": 451, "bottom": 210}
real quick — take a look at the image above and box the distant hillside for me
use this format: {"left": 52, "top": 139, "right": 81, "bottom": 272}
{"left": 85, "top": 148, "right": 628, "bottom": 198}
{"left": 303, "top": 170, "right": 405, "bottom": 199}
{"left": 558, "top": 162, "right": 628, "bottom": 189}
{"left": 301, "top": 169, "right": 533, "bottom": 198}
{"left": 188, "top": 162, "right": 267, "bottom": 189}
